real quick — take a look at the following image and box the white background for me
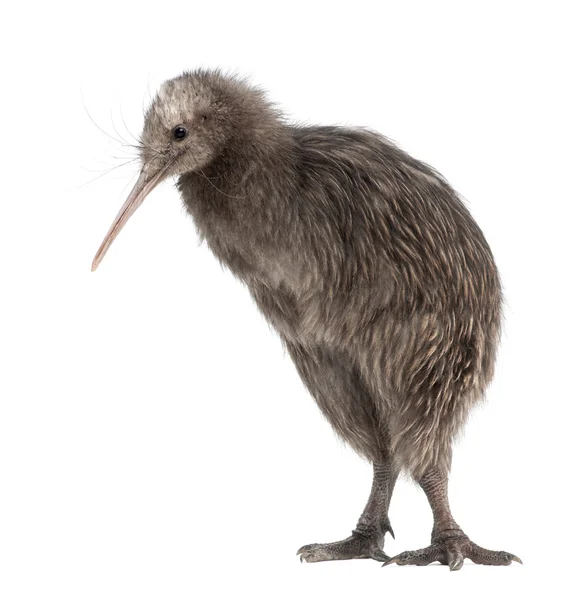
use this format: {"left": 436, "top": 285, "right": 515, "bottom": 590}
{"left": 1, "top": 1, "right": 568, "bottom": 598}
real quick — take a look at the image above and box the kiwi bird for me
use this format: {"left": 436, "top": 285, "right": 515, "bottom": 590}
{"left": 91, "top": 69, "right": 520, "bottom": 570}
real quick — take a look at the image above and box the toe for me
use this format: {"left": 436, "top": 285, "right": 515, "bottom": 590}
{"left": 296, "top": 533, "right": 387, "bottom": 562}
{"left": 297, "top": 544, "right": 322, "bottom": 563}
{"left": 370, "top": 548, "right": 391, "bottom": 562}
{"left": 467, "top": 544, "right": 522, "bottom": 566}
{"left": 446, "top": 540, "right": 465, "bottom": 571}
{"left": 448, "top": 553, "right": 464, "bottom": 571}
{"left": 296, "top": 544, "right": 315, "bottom": 555}
{"left": 382, "top": 546, "right": 443, "bottom": 567}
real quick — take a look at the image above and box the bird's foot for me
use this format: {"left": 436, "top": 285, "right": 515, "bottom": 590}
{"left": 297, "top": 525, "right": 393, "bottom": 563}
{"left": 382, "top": 529, "right": 522, "bottom": 571}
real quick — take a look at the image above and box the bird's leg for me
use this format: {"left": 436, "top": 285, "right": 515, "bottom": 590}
{"left": 297, "top": 461, "right": 397, "bottom": 563}
{"left": 383, "top": 468, "right": 521, "bottom": 571}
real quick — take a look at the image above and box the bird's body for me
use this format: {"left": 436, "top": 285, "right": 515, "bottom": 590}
{"left": 92, "top": 70, "right": 519, "bottom": 570}
{"left": 181, "top": 122, "right": 501, "bottom": 477}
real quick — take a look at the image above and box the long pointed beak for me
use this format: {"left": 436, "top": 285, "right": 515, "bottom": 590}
{"left": 91, "top": 166, "right": 167, "bottom": 271}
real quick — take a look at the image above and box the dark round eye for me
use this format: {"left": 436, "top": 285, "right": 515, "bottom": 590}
{"left": 173, "top": 126, "right": 187, "bottom": 140}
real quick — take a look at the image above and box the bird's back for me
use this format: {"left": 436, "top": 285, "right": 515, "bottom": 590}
{"left": 290, "top": 125, "right": 501, "bottom": 312}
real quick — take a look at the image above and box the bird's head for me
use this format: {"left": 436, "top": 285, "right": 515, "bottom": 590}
{"left": 91, "top": 69, "right": 270, "bottom": 271}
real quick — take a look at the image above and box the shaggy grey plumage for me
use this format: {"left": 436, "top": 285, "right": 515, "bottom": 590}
{"left": 92, "top": 69, "right": 520, "bottom": 570}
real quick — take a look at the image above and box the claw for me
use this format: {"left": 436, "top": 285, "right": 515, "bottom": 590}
{"left": 381, "top": 556, "right": 399, "bottom": 567}
{"left": 511, "top": 555, "right": 523, "bottom": 565}
{"left": 448, "top": 555, "right": 464, "bottom": 571}
{"left": 296, "top": 544, "right": 312, "bottom": 556}
{"left": 386, "top": 523, "right": 395, "bottom": 540}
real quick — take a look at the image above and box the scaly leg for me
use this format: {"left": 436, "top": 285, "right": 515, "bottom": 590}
{"left": 383, "top": 468, "right": 521, "bottom": 570}
{"left": 298, "top": 461, "right": 397, "bottom": 562}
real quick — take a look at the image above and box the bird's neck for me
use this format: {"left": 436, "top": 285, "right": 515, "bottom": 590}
{"left": 177, "top": 122, "right": 298, "bottom": 274}
{"left": 209, "top": 118, "right": 295, "bottom": 189}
